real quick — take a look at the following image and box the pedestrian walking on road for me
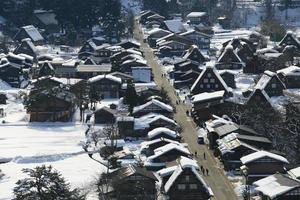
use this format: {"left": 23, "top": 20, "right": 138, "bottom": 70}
{"left": 200, "top": 165, "right": 204, "bottom": 175}
{"left": 203, "top": 152, "right": 206, "bottom": 160}
{"left": 206, "top": 168, "right": 209, "bottom": 176}
{"left": 194, "top": 151, "right": 197, "bottom": 157}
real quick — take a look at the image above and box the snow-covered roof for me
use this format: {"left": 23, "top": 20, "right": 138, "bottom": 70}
{"left": 217, "top": 44, "right": 243, "bottom": 63}
{"left": 289, "top": 167, "right": 300, "bottom": 179}
{"left": 163, "top": 19, "right": 185, "bottom": 33}
{"left": 148, "top": 127, "right": 179, "bottom": 139}
{"left": 132, "top": 99, "right": 173, "bottom": 114}
{"left": 192, "top": 90, "right": 225, "bottom": 103}
{"left": 254, "top": 173, "right": 300, "bottom": 199}
{"left": 134, "top": 113, "right": 177, "bottom": 130}
{"left": 88, "top": 74, "right": 122, "bottom": 84}
{"left": 187, "top": 12, "right": 207, "bottom": 18}
{"left": 163, "top": 156, "right": 212, "bottom": 196}
{"left": 21, "top": 25, "right": 44, "bottom": 42}
{"left": 34, "top": 10, "right": 58, "bottom": 25}
{"left": 141, "top": 137, "right": 181, "bottom": 150}
{"left": 147, "top": 143, "right": 191, "bottom": 162}
{"left": 277, "top": 66, "right": 300, "bottom": 76}
{"left": 241, "top": 151, "right": 289, "bottom": 165}
{"left": 7, "top": 52, "right": 25, "bottom": 61}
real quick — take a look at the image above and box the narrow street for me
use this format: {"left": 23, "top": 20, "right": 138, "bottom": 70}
{"left": 134, "top": 20, "right": 240, "bottom": 200}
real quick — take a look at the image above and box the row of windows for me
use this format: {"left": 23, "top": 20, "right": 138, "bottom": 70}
{"left": 199, "top": 83, "right": 219, "bottom": 89}
{"left": 203, "top": 78, "right": 215, "bottom": 83}
{"left": 177, "top": 184, "right": 198, "bottom": 190}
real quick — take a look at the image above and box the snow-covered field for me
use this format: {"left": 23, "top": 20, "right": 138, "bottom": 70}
{"left": 0, "top": 124, "right": 106, "bottom": 200}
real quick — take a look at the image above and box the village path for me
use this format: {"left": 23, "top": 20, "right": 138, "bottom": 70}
{"left": 133, "top": 20, "right": 240, "bottom": 200}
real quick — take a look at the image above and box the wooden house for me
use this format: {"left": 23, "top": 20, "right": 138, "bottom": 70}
{"left": 83, "top": 57, "right": 97, "bottom": 65}
{"left": 191, "top": 65, "right": 229, "bottom": 95}
{"left": 277, "top": 66, "right": 300, "bottom": 88}
{"left": 27, "top": 87, "right": 76, "bottom": 122}
{"left": 0, "top": 62, "right": 22, "bottom": 87}
{"left": 215, "top": 45, "right": 244, "bottom": 70}
{"left": 141, "top": 138, "right": 181, "bottom": 156}
{"left": 246, "top": 89, "right": 273, "bottom": 108}
{"left": 109, "top": 71, "right": 133, "bottom": 83}
{"left": 120, "top": 59, "right": 147, "bottom": 74}
{"left": 158, "top": 40, "right": 190, "bottom": 57}
{"left": 78, "top": 40, "right": 97, "bottom": 59}
{"left": 76, "top": 64, "right": 112, "bottom": 79}
{"left": 147, "top": 28, "right": 172, "bottom": 47}
{"left": 140, "top": 10, "right": 158, "bottom": 24}
{"left": 156, "top": 156, "right": 213, "bottom": 200}
{"left": 14, "top": 38, "right": 38, "bottom": 58}
{"left": 241, "top": 151, "right": 289, "bottom": 184}
{"left": 38, "top": 61, "right": 54, "bottom": 77}
{"left": 219, "top": 70, "right": 237, "bottom": 88}
{"left": 254, "top": 173, "right": 300, "bottom": 200}
{"left": 93, "top": 106, "right": 116, "bottom": 124}
{"left": 147, "top": 127, "right": 181, "bottom": 141}
{"left": 279, "top": 31, "right": 300, "bottom": 50}
{"left": 182, "top": 45, "right": 207, "bottom": 63}
{"left": 162, "top": 19, "right": 185, "bottom": 34}
{"left": 180, "top": 30, "right": 211, "bottom": 49}
{"left": 88, "top": 74, "right": 122, "bottom": 99}
{"left": 192, "top": 90, "right": 226, "bottom": 121}
{"left": 186, "top": 12, "right": 209, "bottom": 25}
{"left": 117, "top": 40, "right": 140, "bottom": 49}
{"left": 132, "top": 99, "right": 173, "bottom": 117}
{"left": 13, "top": 25, "right": 44, "bottom": 45}
{"left": 103, "top": 165, "right": 158, "bottom": 200}
{"left": 254, "top": 70, "right": 286, "bottom": 97}
{"left": 110, "top": 49, "right": 142, "bottom": 68}
{"left": 6, "top": 53, "right": 25, "bottom": 66}
{"left": 217, "top": 135, "right": 259, "bottom": 170}
{"left": 174, "top": 59, "right": 201, "bottom": 72}
{"left": 145, "top": 143, "right": 191, "bottom": 170}
{"left": 174, "top": 69, "right": 201, "bottom": 89}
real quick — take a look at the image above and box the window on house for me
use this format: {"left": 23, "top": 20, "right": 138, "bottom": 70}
{"left": 271, "top": 83, "right": 277, "bottom": 88}
{"left": 203, "top": 78, "right": 208, "bottom": 83}
{"left": 177, "top": 184, "right": 186, "bottom": 190}
{"left": 200, "top": 84, "right": 204, "bottom": 88}
{"left": 207, "top": 73, "right": 211, "bottom": 78}
{"left": 210, "top": 78, "right": 215, "bottom": 83}
{"left": 190, "top": 184, "right": 198, "bottom": 190}
{"left": 185, "top": 176, "right": 190, "bottom": 182}
{"left": 215, "top": 84, "right": 219, "bottom": 88}
{"left": 207, "top": 84, "right": 211, "bottom": 88}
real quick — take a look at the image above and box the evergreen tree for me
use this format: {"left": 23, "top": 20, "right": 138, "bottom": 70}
{"left": 124, "top": 80, "right": 138, "bottom": 114}
{"left": 13, "top": 165, "right": 85, "bottom": 200}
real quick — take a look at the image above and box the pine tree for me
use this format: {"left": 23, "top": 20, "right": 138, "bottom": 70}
{"left": 124, "top": 80, "right": 138, "bottom": 114}
{"left": 13, "top": 165, "right": 85, "bottom": 200}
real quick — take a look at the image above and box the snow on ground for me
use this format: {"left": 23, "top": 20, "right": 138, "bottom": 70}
{"left": 0, "top": 124, "right": 106, "bottom": 200}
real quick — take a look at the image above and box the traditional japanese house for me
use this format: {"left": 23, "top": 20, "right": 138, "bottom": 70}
{"left": 38, "top": 61, "right": 55, "bottom": 77}
{"left": 156, "top": 156, "right": 213, "bottom": 200}
{"left": 93, "top": 106, "right": 116, "bottom": 124}
{"left": 13, "top": 38, "right": 38, "bottom": 58}
{"left": 186, "top": 12, "right": 209, "bottom": 25}
{"left": 144, "top": 143, "right": 191, "bottom": 170}
{"left": 277, "top": 66, "right": 300, "bottom": 88}
{"left": 191, "top": 65, "right": 229, "bottom": 95}
{"left": 141, "top": 138, "right": 182, "bottom": 156}
{"left": 117, "top": 40, "right": 140, "bottom": 49}
{"left": 241, "top": 151, "right": 289, "bottom": 184}
{"left": 27, "top": 87, "right": 76, "bottom": 122}
{"left": 180, "top": 30, "right": 211, "bottom": 49}
{"left": 132, "top": 99, "right": 173, "bottom": 117}
{"left": 279, "top": 31, "right": 300, "bottom": 50}
{"left": 215, "top": 45, "right": 244, "bottom": 70}
{"left": 13, "top": 25, "right": 44, "bottom": 45}
{"left": 182, "top": 45, "right": 207, "bottom": 63}
{"left": 88, "top": 74, "right": 122, "bottom": 99}
{"left": 147, "top": 28, "right": 172, "bottom": 47}
{"left": 76, "top": 64, "right": 112, "bottom": 79}
{"left": 254, "top": 70, "right": 286, "bottom": 97}
{"left": 147, "top": 127, "right": 181, "bottom": 141}
{"left": 102, "top": 165, "right": 158, "bottom": 200}
{"left": 192, "top": 90, "right": 226, "bottom": 121}
{"left": 254, "top": 173, "right": 300, "bottom": 200}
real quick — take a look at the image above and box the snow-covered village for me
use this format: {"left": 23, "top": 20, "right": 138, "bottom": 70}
{"left": 1, "top": 0, "right": 300, "bottom": 199}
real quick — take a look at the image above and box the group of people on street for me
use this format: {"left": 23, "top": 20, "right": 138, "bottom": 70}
{"left": 195, "top": 151, "right": 209, "bottom": 176}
